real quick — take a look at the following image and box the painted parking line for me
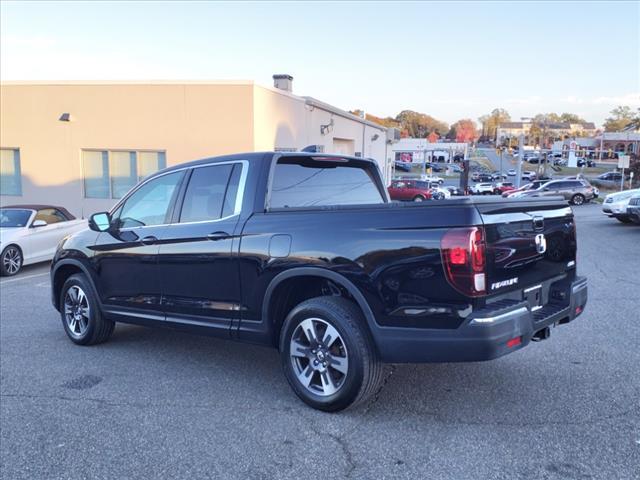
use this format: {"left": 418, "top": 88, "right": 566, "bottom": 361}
{"left": 0, "top": 272, "right": 49, "bottom": 286}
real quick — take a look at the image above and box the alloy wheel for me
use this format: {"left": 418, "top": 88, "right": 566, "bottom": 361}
{"left": 289, "top": 318, "right": 349, "bottom": 397}
{"left": 64, "top": 286, "right": 91, "bottom": 338}
{"left": 2, "top": 247, "right": 22, "bottom": 275}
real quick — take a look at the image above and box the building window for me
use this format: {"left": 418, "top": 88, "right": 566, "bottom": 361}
{"left": 82, "top": 150, "right": 166, "bottom": 199}
{"left": 0, "top": 148, "right": 22, "bottom": 196}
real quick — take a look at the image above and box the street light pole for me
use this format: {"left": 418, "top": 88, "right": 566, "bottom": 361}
{"left": 516, "top": 134, "right": 524, "bottom": 188}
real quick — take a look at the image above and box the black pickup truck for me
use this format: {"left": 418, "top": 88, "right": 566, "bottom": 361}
{"left": 51, "top": 152, "right": 588, "bottom": 411}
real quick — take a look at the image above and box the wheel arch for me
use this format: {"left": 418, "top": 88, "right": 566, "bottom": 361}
{"left": 51, "top": 259, "right": 97, "bottom": 311}
{"left": 1, "top": 242, "right": 23, "bottom": 257}
{"left": 262, "top": 267, "right": 378, "bottom": 349}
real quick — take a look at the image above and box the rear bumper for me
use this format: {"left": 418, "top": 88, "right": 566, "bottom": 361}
{"left": 374, "top": 276, "right": 588, "bottom": 363}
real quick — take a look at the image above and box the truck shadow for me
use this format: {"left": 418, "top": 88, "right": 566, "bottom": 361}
{"left": 106, "top": 323, "right": 608, "bottom": 427}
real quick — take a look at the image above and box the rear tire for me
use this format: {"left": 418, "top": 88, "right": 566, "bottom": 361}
{"left": 60, "top": 274, "right": 114, "bottom": 345}
{"left": 0, "top": 245, "right": 23, "bottom": 276}
{"left": 279, "top": 296, "right": 382, "bottom": 412}
{"left": 571, "top": 194, "right": 585, "bottom": 205}
{"left": 413, "top": 196, "right": 425, "bottom": 202}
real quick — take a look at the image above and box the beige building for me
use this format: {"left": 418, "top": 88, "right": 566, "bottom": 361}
{"left": 0, "top": 76, "right": 392, "bottom": 217}
{"left": 496, "top": 121, "right": 597, "bottom": 146}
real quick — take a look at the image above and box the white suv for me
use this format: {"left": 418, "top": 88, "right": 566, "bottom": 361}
{"left": 602, "top": 189, "right": 640, "bottom": 223}
{"left": 471, "top": 183, "right": 494, "bottom": 195}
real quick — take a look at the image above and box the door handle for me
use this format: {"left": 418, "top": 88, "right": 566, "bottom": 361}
{"left": 207, "top": 231, "right": 230, "bottom": 241}
{"left": 140, "top": 235, "right": 158, "bottom": 245}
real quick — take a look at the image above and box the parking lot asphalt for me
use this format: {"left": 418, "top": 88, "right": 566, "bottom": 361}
{"left": 1, "top": 204, "right": 639, "bottom": 480}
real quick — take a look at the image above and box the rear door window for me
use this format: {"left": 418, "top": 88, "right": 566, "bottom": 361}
{"left": 179, "top": 164, "right": 242, "bottom": 223}
{"left": 270, "top": 157, "right": 384, "bottom": 208}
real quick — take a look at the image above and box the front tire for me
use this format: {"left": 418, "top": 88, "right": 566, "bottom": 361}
{"left": 60, "top": 274, "right": 114, "bottom": 345}
{"left": 571, "top": 194, "right": 585, "bottom": 205}
{"left": 616, "top": 216, "right": 632, "bottom": 224}
{"left": 1, "top": 245, "right": 23, "bottom": 276}
{"left": 279, "top": 296, "right": 382, "bottom": 412}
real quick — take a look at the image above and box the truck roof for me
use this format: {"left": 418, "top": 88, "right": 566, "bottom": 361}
{"left": 158, "top": 151, "right": 378, "bottom": 176}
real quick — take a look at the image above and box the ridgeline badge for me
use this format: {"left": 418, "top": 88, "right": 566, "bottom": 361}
{"left": 490, "top": 277, "right": 519, "bottom": 290}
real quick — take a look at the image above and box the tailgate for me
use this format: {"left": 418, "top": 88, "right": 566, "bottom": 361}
{"left": 476, "top": 198, "right": 576, "bottom": 296}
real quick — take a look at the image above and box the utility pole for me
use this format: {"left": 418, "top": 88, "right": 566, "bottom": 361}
{"left": 516, "top": 134, "right": 524, "bottom": 188}
{"left": 422, "top": 146, "right": 427, "bottom": 178}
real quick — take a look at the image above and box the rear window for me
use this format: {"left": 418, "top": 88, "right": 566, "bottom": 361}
{"left": 270, "top": 157, "right": 384, "bottom": 208}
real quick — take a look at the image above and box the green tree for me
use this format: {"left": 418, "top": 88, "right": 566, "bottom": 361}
{"left": 559, "top": 113, "right": 586, "bottom": 124}
{"left": 478, "top": 108, "right": 511, "bottom": 140}
{"left": 446, "top": 125, "right": 457, "bottom": 140}
{"left": 532, "top": 113, "right": 561, "bottom": 124}
{"left": 395, "top": 110, "right": 449, "bottom": 138}
{"left": 604, "top": 106, "right": 635, "bottom": 131}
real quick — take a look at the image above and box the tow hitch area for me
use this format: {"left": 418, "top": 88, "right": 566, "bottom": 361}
{"left": 532, "top": 327, "right": 551, "bottom": 342}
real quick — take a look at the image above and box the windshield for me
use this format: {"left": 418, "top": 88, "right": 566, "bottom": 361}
{"left": 0, "top": 209, "right": 33, "bottom": 227}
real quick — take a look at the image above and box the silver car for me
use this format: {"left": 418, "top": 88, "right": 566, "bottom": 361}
{"left": 520, "top": 179, "right": 596, "bottom": 205}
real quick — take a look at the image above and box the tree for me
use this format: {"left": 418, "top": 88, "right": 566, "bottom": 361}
{"left": 450, "top": 119, "right": 478, "bottom": 143}
{"left": 349, "top": 110, "right": 399, "bottom": 128}
{"left": 478, "top": 108, "right": 511, "bottom": 140}
{"left": 604, "top": 106, "right": 635, "bottom": 132}
{"left": 528, "top": 123, "right": 543, "bottom": 146}
{"left": 427, "top": 131, "right": 439, "bottom": 143}
{"left": 446, "top": 125, "right": 457, "bottom": 140}
{"left": 395, "top": 110, "right": 449, "bottom": 138}
{"left": 532, "top": 113, "right": 561, "bottom": 124}
{"left": 559, "top": 113, "right": 586, "bottom": 124}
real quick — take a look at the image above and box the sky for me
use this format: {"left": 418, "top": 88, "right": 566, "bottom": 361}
{"left": 1, "top": 1, "right": 638, "bottom": 127}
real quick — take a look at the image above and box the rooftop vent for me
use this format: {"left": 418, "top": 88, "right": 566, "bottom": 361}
{"left": 273, "top": 74, "right": 293, "bottom": 93}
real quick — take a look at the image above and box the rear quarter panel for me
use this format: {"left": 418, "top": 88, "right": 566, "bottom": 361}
{"left": 238, "top": 203, "right": 481, "bottom": 333}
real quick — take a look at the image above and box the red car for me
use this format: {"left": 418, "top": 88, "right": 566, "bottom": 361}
{"left": 388, "top": 180, "right": 433, "bottom": 202}
{"left": 493, "top": 182, "right": 516, "bottom": 195}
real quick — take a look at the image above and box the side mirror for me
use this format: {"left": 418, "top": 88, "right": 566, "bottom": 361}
{"left": 32, "top": 219, "right": 47, "bottom": 227}
{"left": 89, "top": 212, "right": 112, "bottom": 232}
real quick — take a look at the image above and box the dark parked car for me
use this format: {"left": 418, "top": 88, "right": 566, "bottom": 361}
{"left": 576, "top": 158, "right": 596, "bottom": 168}
{"left": 394, "top": 161, "right": 412, "bottom": 172}
{"left": 445, "top": 185, "right": 464, "bottom": 196}
{"left": 472, "top": 173, "right": 494, "bottom": 182}
{"left": 51, "top": 152, "right": 588, "bottom": 411}
{"left": 592, "top": 171, "right": 624, "bottom": 188}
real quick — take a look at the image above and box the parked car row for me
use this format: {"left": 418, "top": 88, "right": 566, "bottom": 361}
{"left": 471, "top": 171, "right": 507, "bottom": 182}
{"left": 602, "top": 189, "right": 640, "bottom": 224}
{"left": 503, "top": 169, "right": 538, "bottom": 181}
{"left": 0, "top": 205, "right": 87, "bottom": 276}
{"left": 470, "top": 182, "right": 515, "bottom": 195}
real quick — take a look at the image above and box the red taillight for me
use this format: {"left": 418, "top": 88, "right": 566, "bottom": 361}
{"left": 441, "top": 227, "right": 487, "bottom": 297}
{"left": 507, "top": 336, "right": 522, "bottom": 348}
{"left": 449, "top": 247, "right": 467, "bottom": 265}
